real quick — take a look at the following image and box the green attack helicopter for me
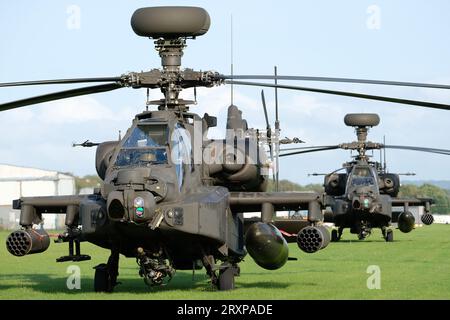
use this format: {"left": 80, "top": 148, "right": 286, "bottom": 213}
{"left": 280, "top": 113, "right": 444, "bottom": 242}
{"left": 1, "top": 7, "right": 450, "bottom": 292}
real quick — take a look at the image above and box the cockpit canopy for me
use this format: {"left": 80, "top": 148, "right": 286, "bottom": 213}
{"left": 113, "top": 121, "right": 193, "bottom": 191}
{"left": 115, "top": 124, "right": 169, "bottom": 167}
{"left": 347, "top": 166, "right": 376, "bottom": 188}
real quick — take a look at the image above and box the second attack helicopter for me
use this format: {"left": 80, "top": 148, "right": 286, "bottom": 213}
{"left": 279, "top": 113, "right": 445, "bottom": 242}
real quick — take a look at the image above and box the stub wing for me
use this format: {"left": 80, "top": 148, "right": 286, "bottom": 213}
{"left": 390, "top": 197, "right": 434, "bottom": 224}
{"left": 391, "top": 197, "right": 434, "bottom": 207}
{"left": 13, "top": 194, "right": 95, "bottom": 226}
{"left": 231, "top": 191, "right": 324, "bottom": 242}
{"left": 244, "top": 217, "right": 310, "bottom": 243}
{"left": 229, "top": 191, "right": 322, "bottom": 212}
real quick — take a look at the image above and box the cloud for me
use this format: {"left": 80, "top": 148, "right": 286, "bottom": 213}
{"left": 35, "top": 96, "right": 136, "bottom": 124}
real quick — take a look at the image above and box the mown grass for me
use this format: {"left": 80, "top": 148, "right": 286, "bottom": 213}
{"left": 0, "top": 225, "right": 449, "bottom": 299}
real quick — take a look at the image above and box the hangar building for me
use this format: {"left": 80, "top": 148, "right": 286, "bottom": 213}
{"left": 0, "top": 164, "right": 76, "bottom": 230}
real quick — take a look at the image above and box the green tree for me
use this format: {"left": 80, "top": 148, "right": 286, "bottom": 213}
{"left": 399, "top": 183, "right": 450, "bottom": 214}
{"left": 267, "top": 179, "right": 324, "bottom": 193}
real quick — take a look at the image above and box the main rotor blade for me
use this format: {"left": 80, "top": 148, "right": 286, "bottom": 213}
{"left": 225, "top": 80, "right": 450, "bottom": 111}
{"left": 223, "top": 75, "right": 450, "bottom": 90}
{"left": 0, "top": 77, "right": 122, "bottom": 88}
{"left": 382, "top": 145, "right": 450, "bottom": 155}
{"left": 280, "top": 145, "right": 339, "bottom": 152}
{"left": 280, "top": 146, "right": 340, "bottom": 157}
{"left": 0, "top": 83, "right": 123, "bottom": 112}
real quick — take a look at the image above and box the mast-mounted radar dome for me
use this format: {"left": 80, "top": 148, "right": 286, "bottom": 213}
{"left": 344, "top": 113, "right": 380, "bottom": 127}
{"left": 131, "top": 6, "right": 211, "bottom": 39}
{"left": 344, "top": 113, "right": 380, "bottom": 143}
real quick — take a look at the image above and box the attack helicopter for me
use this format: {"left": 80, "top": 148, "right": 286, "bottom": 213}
{"left": 279, "top": 113, "right": 446, "bottom": 242}
{"left": 0, "top": 7, "right": 328, "bottom": 292}
{"left": 2, "top": 6, "right": 450, "bottom": 292}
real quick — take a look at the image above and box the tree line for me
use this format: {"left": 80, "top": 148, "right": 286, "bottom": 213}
{"left": 267, "top": 180, "right": 450, "bottom": 214}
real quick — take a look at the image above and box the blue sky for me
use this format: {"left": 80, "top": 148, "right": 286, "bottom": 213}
{"left": 1, "top": 1, "right": 450, "bottom": 184}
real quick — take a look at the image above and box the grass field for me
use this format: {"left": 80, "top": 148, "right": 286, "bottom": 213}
{"left": 0, "top": 225, "right": 449, "bottom": 300}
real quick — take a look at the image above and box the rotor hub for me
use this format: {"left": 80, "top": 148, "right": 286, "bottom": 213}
{"left": 130, "top": 7, "right": 214, "bottom": 110}
{"left": 355, "top": 127, "right": 368, "bottom": 142}
{"left": 155, "top": 38, "right": 186, "bottom": 72}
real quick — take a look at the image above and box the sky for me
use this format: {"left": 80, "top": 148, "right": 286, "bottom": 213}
{"left": 0, "top": 0, "right": 450, "bottom": 185}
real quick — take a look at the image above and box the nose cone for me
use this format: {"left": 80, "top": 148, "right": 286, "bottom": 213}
{"left": 107, "top": 191, "right": 156, "bottom": 222}
{"left": 352, "top": 197, "right": 370, "bottom": 210}
{"left": 132, "top": 193, "right": 156, "bottom": 222}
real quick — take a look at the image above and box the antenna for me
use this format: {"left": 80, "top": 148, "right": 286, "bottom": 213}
{"left": 379, "top": 146, "right": 383, "bottom": 172}
{"left": 275, "top": 66, "right": 279, "bottom": 124}
{"left": 383, "top": 135, "right": 387, "bottom": 172}
{"left": 230, "top": 14, "right": 234, "bottom": 106}
{"left": 274, "top": 66, "right": 280, "bottom": 192}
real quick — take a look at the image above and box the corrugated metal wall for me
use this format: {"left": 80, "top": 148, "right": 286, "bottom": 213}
{"left": 0, "top": 164, "right": 76, "bottom": 230}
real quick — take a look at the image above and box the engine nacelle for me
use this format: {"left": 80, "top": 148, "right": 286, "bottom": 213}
{"left": 398, "top": 211, "right": 415, "bottom": 233}
{"left": 96, "top": 141, "right": 118, "bottom": 180}
{"left": 378, "top": 173, "right": 400, "bottom": 197}
{"left": 205, "top": 138, "right": 268, "bottom": 192}
{"left": 324, "top": 173, "right": 347, "bottom": 196}
{"left": 245, "top": 222, "right": 289, "bottom": 270}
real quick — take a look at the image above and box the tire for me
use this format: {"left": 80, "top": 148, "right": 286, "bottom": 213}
{"left": 218, "top": 267, "right": 235, "bottom": 291}
{"left": 331, "top": 229, "right": 340, "bottom": 242}
{"left": 344, "top": 113, "right": 380, "bottom": 127}
{"left": 94, "top": 264, "right": 113, "bottom": 293}
{"left": 385, "top": 230, "right": 394, "bottom": 242}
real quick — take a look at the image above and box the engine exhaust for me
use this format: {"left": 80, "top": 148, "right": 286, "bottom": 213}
{"left": 297, "top": 225, "right": 330, "bottom": 253}
{"left": 6, "top": 229, "right": 50, "bottom": 257}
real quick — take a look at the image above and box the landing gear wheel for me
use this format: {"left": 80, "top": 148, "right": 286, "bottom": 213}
{"left": 385, "top": 230, "right": 394, "bottom": 242}
{"left": 331, "top": 229, "right": 340, "bottom": 242}
{"left": 94, "top": 263, "right": 114, "bottom": 293}
{"left": 218, "top": 266, "right": 236, "bottom": 291}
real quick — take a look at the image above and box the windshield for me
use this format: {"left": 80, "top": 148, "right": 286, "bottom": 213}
{"left": 123, "top": 124, "right": 167, "bottom": 148}
{"left": 349, "top": 167, "right": 375, "bottom": 186}
{"left": 115, "top": 124, "right": 168, "bottom": 167}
